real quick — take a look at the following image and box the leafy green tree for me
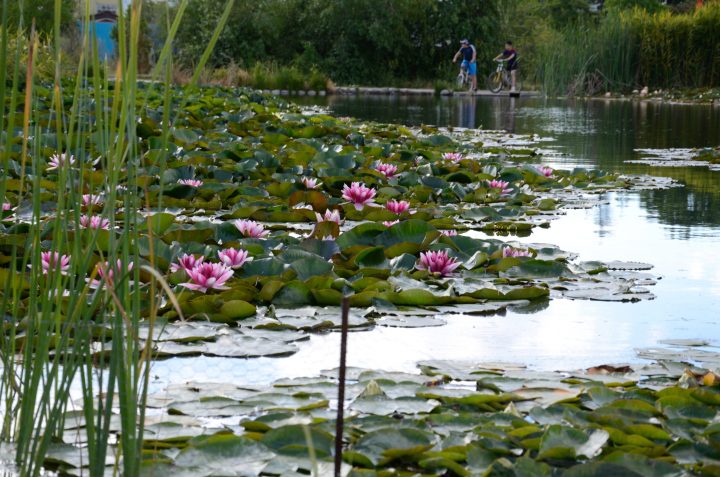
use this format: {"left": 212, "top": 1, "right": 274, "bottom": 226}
{"left": 603, "top": 0, "right": 664, "bottom": 13}
{"left": 542, "top": 0, "right": 593, "bottom": 28}
{"left": 171, "top": 0, "right": 499, "bottom": 85}
{"left": 112, "top": 0, "right": 168, "bottom": 73}
{"left": 0, "top": 0, "right": 75, "bottom": 35}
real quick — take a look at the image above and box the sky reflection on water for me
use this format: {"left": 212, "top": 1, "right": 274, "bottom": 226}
{"left": 151, "top": 96, "right": 720, "bottom": 389}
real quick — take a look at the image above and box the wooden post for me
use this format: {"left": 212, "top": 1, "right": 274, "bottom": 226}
{"left": 334, "top": 297, "right": 350, "bottom": 477}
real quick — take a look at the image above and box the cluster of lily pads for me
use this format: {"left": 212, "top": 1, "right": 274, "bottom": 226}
{"left": 0, "top": 85, "right": 701, "bottom": 475}
{"left": 628, "top": 147, "right": 720, "bottom": 170}
{"left": 0, "top": 87, "right": 669, "bottom": 328}
{"left": 42, "top": 342, "right": 720, "bottom": 476}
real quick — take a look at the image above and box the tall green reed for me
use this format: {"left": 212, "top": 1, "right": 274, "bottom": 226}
{"left": 536, "top": 4, "right": 720, "bottom": 96}
{"left": 0, "top": 0, "right": 234, "bottom": 475}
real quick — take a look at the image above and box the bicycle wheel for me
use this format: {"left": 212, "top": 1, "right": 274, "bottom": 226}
{"left": 456, "top": 73, "right": 466, "bottom": 88}
{"left": 486, "top": 72, "right": 502, "bottom": 93}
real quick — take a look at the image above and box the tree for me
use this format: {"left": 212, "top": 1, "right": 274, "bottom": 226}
{"left": 542, "top": 0, "right": 593, "bottom": 28}
{"left": 112, "top": 1, "right": 168, "bottom": 73}
{"left": 170, "top": 0, "right": 499, "bottom": 85}
{"left": 603, "top": 0, "right": 664, "bottom": 13}
{"left": 0, "top": 0, "right": 75, "bottom": 35}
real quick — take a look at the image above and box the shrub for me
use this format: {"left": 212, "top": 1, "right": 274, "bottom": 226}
{"left": 307, "top": 68, "right": 328, "bottom": 91}
{"left": 251, "top": 63, "right": 271, "bottom": 89}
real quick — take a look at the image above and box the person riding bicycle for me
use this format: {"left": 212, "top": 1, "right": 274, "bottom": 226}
{"left": 494, "top": 41, "right": 518, "bottom": 92}
{"left": 452, "top": 39, "right": 477, "bottom": 91}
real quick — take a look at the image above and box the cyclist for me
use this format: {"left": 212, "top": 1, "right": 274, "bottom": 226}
{"left": 452, "top": 39, "right": 477, "bottom": 91}
{"left": 494, "top": 41, "right": 518, "bottom": 92}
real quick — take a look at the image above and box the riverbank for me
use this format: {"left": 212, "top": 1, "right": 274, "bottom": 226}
{"left": 256, "top": 84, "right": 715, "bottom": 104}
{"left": 587, "top": 87, "right": 720, "bottom": 105}
{"left": 253, "top": 85, "right": 541, "bottom": 98}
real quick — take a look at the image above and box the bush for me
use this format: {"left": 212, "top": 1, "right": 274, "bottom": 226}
{"left": 2, "top": 29, "right": 59, "bottom": 84}
{"left": 251, "top": 63, "right": 271, "bottom": 90}
{"left": 307, "top": 68, "right": 328, "bottom": 91}
{"left": 275, "top": 66, "right": 305, "bottom": 91}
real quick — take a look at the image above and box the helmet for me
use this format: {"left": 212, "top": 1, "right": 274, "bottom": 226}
{"left": 460, "top": 39, "right": 469, "bottom": 44}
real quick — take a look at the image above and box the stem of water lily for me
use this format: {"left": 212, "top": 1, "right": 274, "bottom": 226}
{"left": 334, "top": 296, "right": 350, "bottom": 477}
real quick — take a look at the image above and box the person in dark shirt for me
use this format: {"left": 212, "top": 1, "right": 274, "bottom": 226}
{"left": 494, "top": 41, "right": 518, "bottom": 92}
{"left": 452, "top": 39, "right": 477, "bottom": 91}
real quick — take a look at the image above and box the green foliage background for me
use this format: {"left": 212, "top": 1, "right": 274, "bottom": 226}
{"left": 3, "top": 0, "right": 720, "bottom": 92}
{"left": 172, "top": 0, "right": 500, "bottom": 85}
{"left": 535, "top": 2, "right": 720, "bottom": 95}
{"left": 0, "top": 0, "right": 74, "bottom": 35}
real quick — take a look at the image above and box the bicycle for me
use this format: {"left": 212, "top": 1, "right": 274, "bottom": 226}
{"left": 455, "top": 60, "right": 473, "bottom": 91}
{"left": 486, "top": 60, "right": 521, "bottom": 94}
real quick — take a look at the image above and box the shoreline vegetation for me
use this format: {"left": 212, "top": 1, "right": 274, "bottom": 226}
{"left": 164, "top": 0, "right": 719, "bottom": 99}
{"left": 145, "top": 66, "right": 720, "bottom": 103}
{"left": 16, "top": 0, "right": 719, "bottom": 100}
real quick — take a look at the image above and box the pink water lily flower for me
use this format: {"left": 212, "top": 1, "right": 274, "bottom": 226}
{"left": 442, "top": 152, "right": 463, "bottom": 162}
{"left": 376, "top": 163, "right": 398, "bottom": 178}
{"left": 386, "top": 200, "right": 410, "bottom": 215}
{"left": 441, "top": 230, "right": 458, "bottom": 236}
{"left": 180, "top": 262, "right": 234, "bottom": 293}
{"left": 79, "top": 215, "right": 111, "bottom": 230}
{"left": 342, "top": 182, "right": 376, "bottom": 211}
{"left": 301, "top": 177, "right": 320, "bottom": 189}
{"left": 89, "top": 259, "right": 134, "bottom": 288}
{"left": 47, "top": 153, "right": 75, "bottom": 170}
{"left": 315, "top": 209, "right": 342, "bottom": 224}
{"left": 488, "top": 179, "right": 510, "bottom": 191}
{"left": 218, "top": 248, "right": 251, "bottom": 269}
{"left": 416, "top": 250, "right": 460, "bottom": 277}
{"left": 170, "top": 253, "right": 204, "bottom": 273}
{"left": 538, "top": 166, "right": 553, "bottom": 177}
{"left": 36, "top": 251, "right": 71, "bottom": 275}
{"left": 502, "top": 246, "right": 531, "bottom": 258}
{"left": 178, "top": 179, "right": 203, "bottom": 187}
{"left": 82, "top": 194, "right": 103, "bottom": 207}
{"left": 234, "top": 219, "right": 270, "bottom": 238}
{"left": 383, "top": 220, "right": 399, "bottom": 227}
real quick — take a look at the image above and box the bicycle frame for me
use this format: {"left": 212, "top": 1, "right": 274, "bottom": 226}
{"left": 457, "top": 63, "right": 470, "bottom": 89}
{"left": 487, "top": 60, "right": 519, "bottom": 94}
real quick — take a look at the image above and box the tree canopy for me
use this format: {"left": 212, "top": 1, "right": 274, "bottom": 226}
{"left": 0, "top": 0, "right": 75, "bottom": 35}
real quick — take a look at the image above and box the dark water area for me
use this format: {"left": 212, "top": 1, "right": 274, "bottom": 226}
{"left": 151, "top": 95, "right": 720, "bottom": 388}
{"left": 293, "top": 95, "right": 720, "bottom": 230}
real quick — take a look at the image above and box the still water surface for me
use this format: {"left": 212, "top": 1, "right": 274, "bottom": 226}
{"left": 153, "top": 95, "right": 720, "bottom": 388}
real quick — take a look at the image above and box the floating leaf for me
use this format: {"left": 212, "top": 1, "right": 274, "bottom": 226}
{"left": 352, "top": 427, "right": 434, "bottom": 466}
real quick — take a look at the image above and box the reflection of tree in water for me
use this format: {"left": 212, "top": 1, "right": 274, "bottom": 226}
{"left": 594, "top": 195, "right": 612, "bottom": 238}
{"left": 455, "top": 97, "right": 477, "bottom": 129}
{"left": 639, "top": 167, "right": 720, "bottom": 232}
{"left": 505, "top": 97, "right": 517, "bottom": 133}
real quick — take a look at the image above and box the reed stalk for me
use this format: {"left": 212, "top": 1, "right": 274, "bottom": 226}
{"left": 0, "top": 1, "right": 234, "bottom": 475}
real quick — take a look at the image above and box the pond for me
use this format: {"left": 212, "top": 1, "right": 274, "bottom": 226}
{"left": 150, "top": 95, "right": 720, "bottom": 390}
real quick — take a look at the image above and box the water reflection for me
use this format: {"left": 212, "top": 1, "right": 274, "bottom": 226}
{"left": 159, "top": 94, "right": 718, "bottom": 384}
{"left": 456, "top": 96, "right": 477, "bottom": 129}
{"left": 296, "top": 94, "right": 720, "bottom": 231}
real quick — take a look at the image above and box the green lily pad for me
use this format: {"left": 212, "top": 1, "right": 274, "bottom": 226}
{"left": 537, "top": 425, "right": 609, "bottom": 461}
{"left": 261, "top": 424, "right": 334, "bottom": 458}
{"left": 352, "top": 427, "right": 434, "bottom": 466}
{"left": 173, "top": 434, "right": 273, "bottom": 474}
